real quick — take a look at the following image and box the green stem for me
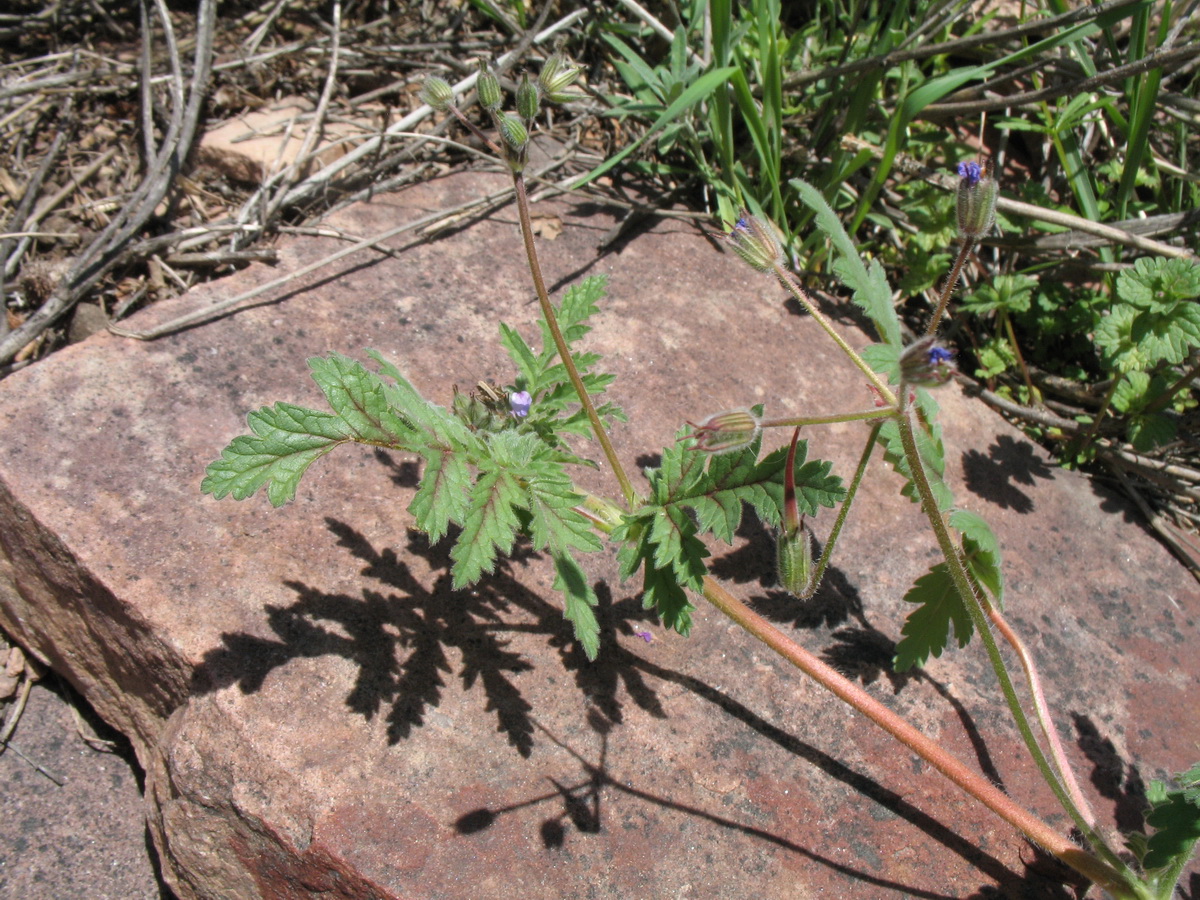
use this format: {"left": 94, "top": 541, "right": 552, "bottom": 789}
{"left": 895, "top": 399, "right": 1132, "bottom": 878}
{"left": 772, "top": 264, "right": 896, "bottom": 404}
{"left": 699, "top": 575, "right": 1136, "bottom": 898}
{"left": 983, "top": 604, "right": 1097, "bottom": 829}
{"left": 805, "top": 422, "right": 883, "bottom": 592}
{"left": 760, "top": 408, "right": 895, "bottom": 428}
{"left": 510, "top": 171, "right": 638, "bottom": 509}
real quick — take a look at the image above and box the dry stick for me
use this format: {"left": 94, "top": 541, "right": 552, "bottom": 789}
{"left": 699, "top": 576, "right": 1132, "bottom": 897}
{"left": 4, "top": 146, "right": 120, "bottom": 283}
{"left": 926, "top": 42, "right": 1200, "bottom": 118}
{"left": 0, "top": 0, "right": 216, "bottom": 366}
{"left": 0, "top": 124, "right": 70, "bottom": 341}
{"left": 782, "top": 0, "right": 1148, "bottom": 90}
{"left": 110, "top": 160, "right": 568, "bottom": 339}
{"left": 263, "top": 0, "right": 342, "bottom": 227}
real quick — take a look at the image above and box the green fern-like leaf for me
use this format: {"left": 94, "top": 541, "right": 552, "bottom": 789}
{"left": 449, "top": 466, "right": 526, "bottom": 589}
{"left": 553, "top": 552, "right": 601, "bottom": 660}
{"left": 201, "top": 403, "right": 357, "bottom": 506}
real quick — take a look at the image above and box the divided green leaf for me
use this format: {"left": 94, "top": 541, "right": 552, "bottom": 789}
{"left": 792, "top": 178, "right": 902, "bottom": 348}
{"left": 893, "top": 562, "right": 974, "bottom": 672}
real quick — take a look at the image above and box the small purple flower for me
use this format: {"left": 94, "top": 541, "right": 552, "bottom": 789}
{"left": 509, "top": 390, "right": 532, "bottom": 418}
{"left": 899, "top": 336, "right": 956, "bottom": 388}
{"left": 927, "top": 345, "right": 954, "bottom": 367}
{"left": 633, "top": 630, "right": 653, "bottom": 643}
{"left": 957, "top": 160, "right": 983, "bottom": 186}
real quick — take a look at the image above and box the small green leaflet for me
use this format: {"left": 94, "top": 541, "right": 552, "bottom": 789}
{"left": 553, "top": 552, "right": 601, "bottom": 660}
{"left": 951, "top": 509, "right": 1003, "bottom": 607}
{"left": 1141, "top": 763, "right": 1200, "bottom": 871}
{"left": 498, "top": 275, "right": 625, "bottom": 444}
{"left": 893, "top": 563, "right": 974, "bottom": 672}
{"left": 878, "top": 391, "right": 953, "bottom": 511}
{"left": 201, "top": 352, "right": 474, "bottom": 506}
{"left": 201, "top": 403, "right": 359, "bottom": 507}
{"left": 893, "top": 509, "right": 1003, "bottom": 671}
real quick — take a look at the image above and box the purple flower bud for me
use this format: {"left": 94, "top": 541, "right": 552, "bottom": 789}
{"left": 509, "top": 390, "right": 532, "bottom": 418}
{"left": 723, "top": 211, "right": 785, "bottom": 273}
{"left": 899, "top": 335, "right": 956, "bottom": 388}
{"left": 956, "top": 158, "right": 997, "bottom": 241}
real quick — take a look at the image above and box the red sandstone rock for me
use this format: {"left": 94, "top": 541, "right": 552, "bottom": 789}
{"left": 0, "top": 169, "right": 1197, "bottom": 898}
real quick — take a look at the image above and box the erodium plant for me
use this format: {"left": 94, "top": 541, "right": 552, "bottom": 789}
{"left": 201, "top": 60, "right": 1200, "bottom": 899}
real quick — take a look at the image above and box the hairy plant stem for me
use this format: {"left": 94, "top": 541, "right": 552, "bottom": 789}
{"left": 699, "top": 574, "right": 1136, "bottom": 898}
{"left": 894, "top": 395, "right": 1133, "bottom": 882}
{"left": 804, "top": 422, "right": 883, "bottom": 592}
{"left": 511, "top": 171, "right": 638, "bottom": 509}
{"left": 771, "top": 264, "right": 896, "bottom": 404}
{"left": 984, "top": 605, "right": 1098, "bottom": 829}
{"left": 926, "top": 238, "right": 975, "bottom": 336}
{"left": 760, "top": 408, "right": 893, "bottom": 428}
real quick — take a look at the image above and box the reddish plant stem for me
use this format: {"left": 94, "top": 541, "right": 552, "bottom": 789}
{"left": 700, "top": 575, "right": 1133, "bottom": 897}
{"left": 510, "top": 171, "right": 637, "bottom": 508}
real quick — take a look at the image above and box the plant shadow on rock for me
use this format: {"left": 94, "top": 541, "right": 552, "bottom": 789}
{"left": 189, "top": 500, "right": 1098, "bottom": 897}
{"left": 189, "top": 518, "right": 665, "bottom": 757}
{"left": 961, "top": 434, "right": 1056, "bottom": 514}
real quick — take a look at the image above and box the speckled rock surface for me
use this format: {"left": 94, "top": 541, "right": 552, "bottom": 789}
{"left": 0, "top": 679, "right": 170, "bottom": 899}
{"left": 0, "top": 167, "right": 1197, "bottom": 899}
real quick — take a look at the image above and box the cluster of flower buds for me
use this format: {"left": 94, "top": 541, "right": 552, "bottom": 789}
{"left": 899, "top": 335, "right": 956, "bottom": 388}
{"left": 956, "top": 158, "right": 998, "bottom": 242}
{"left": 686, "top": 408, "right": 761, "bottom": 454}
{"left": 420, "top": 51, "right": 580, "bottom": 175}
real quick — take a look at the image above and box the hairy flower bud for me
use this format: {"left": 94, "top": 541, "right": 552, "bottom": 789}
{"left": 477, "top": 62, "right": 503, "bottom": 111}
{"left": 516, "top": 74, "right": 540, "bottom": 121}
{"left": 687, "top": 408, "right": 761, "bottom": 454}
{"left": 538, "top": 51, "right": 581, "bottom": 103}
{"left": 724, "top": 211, "right": 785, "bottom": 273}
{"left": 956, "top": 159, "right": 997, "bottom": 241}
{"left": 776, "top": 524, "right": 817, "bottom": 599}
{"left": 899, "top": 335, "right": 956, "bottom": 388}
{"left": 419, "top": 75, "right": 454, "bottom": 111}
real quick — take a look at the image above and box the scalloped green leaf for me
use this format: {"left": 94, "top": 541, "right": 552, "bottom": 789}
{"left": 893, "top": 562, "right": 974, "bottom": 672}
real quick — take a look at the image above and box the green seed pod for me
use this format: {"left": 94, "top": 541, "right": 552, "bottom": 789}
{"left": 477, "top": 62, "right": 503, "bottom": 111}
{"left": 516, "top": 74, "right": 540, "bottom": 121}
{"left": 776, "top": 524, "right": 816, "bottom": 599}
{"left": 499, "top": 113, "right": 529, "bottom": 155}
{"left": 419, "top": 75, "right": 454, "bottom": 111}
{"left": 539, "top": 51, "right": 580, "bottom": 103}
